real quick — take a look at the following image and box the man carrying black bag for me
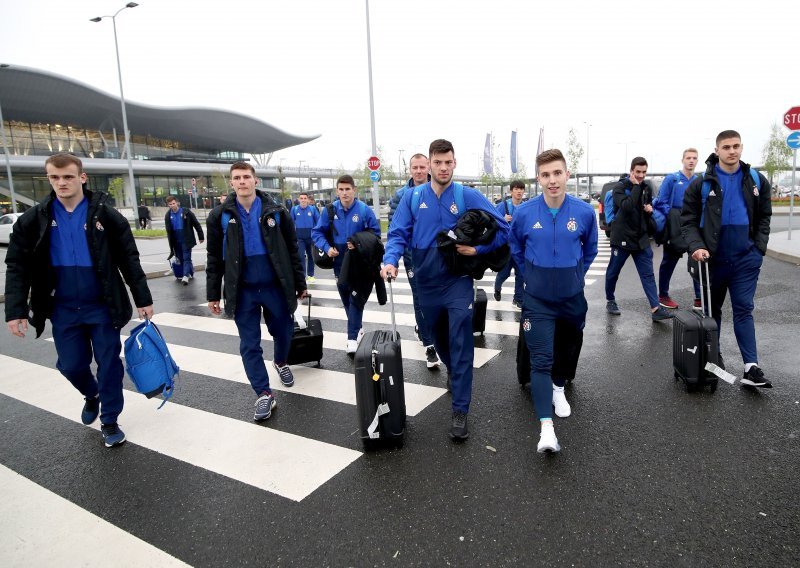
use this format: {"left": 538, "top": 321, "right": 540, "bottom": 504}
{"left": 654, "top": 148, "right": 701, "bottom": 310}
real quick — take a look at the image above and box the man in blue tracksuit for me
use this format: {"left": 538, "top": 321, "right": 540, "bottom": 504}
{"left": 681, "top": 130, "right": 772, "bottom": 389}
{"left": 312, "top": 174, "right": 381, "bottom": 355}
{"left": 5, "top": 153, "right": 154, "bottom": 448}
{"left": 494, "top": 179, "right": 526, "bottom": 308}
{"left": 206, "top": 162, "right": 308, "bottom": 421}
{"left": 510, "top": 149, "right": 597, "bottom": 454}
{"left": 653, "top": 148, "right": 701, "bottom": 310}
{"left": 291, "top": 191, "right": 320, "bottom": 283}
{"left": 165, "top": 195, "right": 204, "bottom": 285}
{"left": 387, "top": 153, "right": 441, "bottom": 369}
{"left": 382, "top": 139, "right": 509, "bottom": 441}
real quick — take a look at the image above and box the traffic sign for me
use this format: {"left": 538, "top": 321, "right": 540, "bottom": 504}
{"left": 191, "top": 178, "right": 196, "bottom": 187}
{"left": 369, "top": 170, "right": 381, "bottom": 182}
{"left": 787, "top": 132, "right": 800, "bottom": 150}
{"left": 784, "top": 106, "right": 800, "bottom": 131}
{"left": 367, "top": 156, "right": 381, "bottom": 171}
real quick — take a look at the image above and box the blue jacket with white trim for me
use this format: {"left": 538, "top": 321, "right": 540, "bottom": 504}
{"left": 509, "top": 194, "right": 598, "bottom": 301}
{"left": 383, "top": 182, "right": 509, "bottom": 288}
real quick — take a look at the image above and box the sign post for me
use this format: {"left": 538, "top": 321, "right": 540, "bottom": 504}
{"left": 785, "top": 130, "right": 800, "bottom": 239}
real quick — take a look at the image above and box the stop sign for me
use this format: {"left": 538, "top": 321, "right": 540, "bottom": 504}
{"left": 784, "top": 106, "right": 800, "bottom": 131}
{"left": 367, "top": 156, "right": 381, "bottom": 171}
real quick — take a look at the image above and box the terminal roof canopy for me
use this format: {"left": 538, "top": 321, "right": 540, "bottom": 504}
{"left": 0, "top": 65, "right": 318, "bottom": 154}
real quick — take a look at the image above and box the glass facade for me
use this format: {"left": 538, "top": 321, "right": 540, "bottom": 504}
{"left": 1, "top": 119, "right": 280, "bottom": 210}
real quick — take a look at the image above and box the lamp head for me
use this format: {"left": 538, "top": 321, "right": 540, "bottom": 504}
{"left": 126, "top": 2, "right": 139, "bottom": 8}
{"left": 89, "top": 16, "right": 102, "bottom": 22}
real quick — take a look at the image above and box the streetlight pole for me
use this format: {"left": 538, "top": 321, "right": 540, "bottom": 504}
{"left": 91, "top": 2, "right": 138, "bottom": 209}
{"left": 0, "top": 64, "right": 18, "bottom": 214}
{"left": 364, "top": 0, "right": 380, "bottom": 217}
{"left": 583, "top": 121, "right": 591, "bottom": 195}
{"left": 298, "top": 160, "right": 305, "bottom": 193}
{"left": 398, "top": 149, "right": 404, "bottom": 179}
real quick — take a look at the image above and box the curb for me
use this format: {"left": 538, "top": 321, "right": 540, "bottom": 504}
{"left": 765, "top": 249, "right": 800, "bottom": 265}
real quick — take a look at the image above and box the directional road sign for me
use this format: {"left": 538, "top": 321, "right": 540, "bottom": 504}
{"left": 369, "top": 170, "right": 381, "bottom": 182}
{"left": 784, "top": 106, "right": 800, "bottom": 131}
{"left": 787, "top": 131, "right": 800, "bottom": 149}
{"left": 367, "top": 156, "right": 381, "bottom": 171}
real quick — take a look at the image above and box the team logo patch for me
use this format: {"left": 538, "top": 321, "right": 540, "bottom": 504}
{"left": 419, "top": 202, "right": 428, "bottom": 209}
{"left": 95, "top": 221, "right": 104, "bottom": 231}
{"left": 352, "top": 214, "right": 359, "bottom": 222}
{"left": 753, "top": 187, "right": 759, "bottom": 197}
{"left": 532, "top": 221, "right": 543, "bottom": 229}
{"left": 566, "top": 218, "right": 577, "bottom": 232}
{"left": 267, "top": 217, "right": 276, "bottom": 227}
{"left": 351, "top": 290, "right": 358, "bottom": 296}
{"left": 408, "top": 270, "right": 414, "bottom": 278}
{"left": 522, "top": 319, "right": 531, "bottom": 332}
{"left": 708, "top": 190, "right": 717, "bottom": 197}
{"left": 450, "top": 203, "right": 459, "bottom": 215}
{"left": 307, "top": 211, "right": 312, "bottom": 216}
{"left": 613, "top": 248, "right": 619, "bottom": 256}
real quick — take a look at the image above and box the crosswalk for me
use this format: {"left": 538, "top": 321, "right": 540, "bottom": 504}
{"left": 0, "top": 237, "right": 612, "bottom": 565}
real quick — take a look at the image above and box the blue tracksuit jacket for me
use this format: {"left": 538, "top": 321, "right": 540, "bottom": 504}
{"left": 509, "top": 195, "right": 598, "bottom": 302}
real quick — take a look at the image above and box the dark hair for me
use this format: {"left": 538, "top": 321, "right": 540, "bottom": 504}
{"left": 429, "top": 139, "right": 455, "bottom": 157}
{"left": 630, "top": 156, "right": 648, "bottom": 170}
{"left": 45, "top": 153, "right": 83, "bottom": 173}
{"left": 337, "top": 174, "right": 355, "bottom": 187}
{"left": 535, "top": 149, "right": 566, "bottom": 170}
{"left": 716, "top": 130, "right": 741, "bottom": 146}
{"left": 165, "top": 195, "right": 178, "bottom": 203}
{"left": 299, "top": 191, "right": 309, "bottom": 198}
{"left": 510, "top": 180, "right": 525, "bottom": 190}
{"left": 229, "top": 161, "right": 255, "bottom": 176}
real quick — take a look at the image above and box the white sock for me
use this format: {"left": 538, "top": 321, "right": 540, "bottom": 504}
{"left": 744, "top": 363, "right": 758, "bottom": 373}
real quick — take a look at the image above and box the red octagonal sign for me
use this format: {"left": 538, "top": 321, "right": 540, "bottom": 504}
{"left": 784, "top": 106, "right": 800, "bottom": 131}
{"left": 367, "top": 156, "right": 381, "bottom": 171}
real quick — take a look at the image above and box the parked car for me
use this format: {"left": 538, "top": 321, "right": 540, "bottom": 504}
{"left": 0, "top": 213, "right": 21, "bottom": 245}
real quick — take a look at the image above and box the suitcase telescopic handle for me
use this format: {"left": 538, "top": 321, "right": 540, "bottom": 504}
{"left": 386, "top": 276, "right": 397, "bottom": 339}
{"left": 306, "top": 293, "right": 312, "bottom": 321}
{"left": 699, "top": 259, "right": 711, "bottom": 318}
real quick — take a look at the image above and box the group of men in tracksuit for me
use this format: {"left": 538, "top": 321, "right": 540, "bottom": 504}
{"left": 4, "top": 129, "right": 773, "bottom": 453}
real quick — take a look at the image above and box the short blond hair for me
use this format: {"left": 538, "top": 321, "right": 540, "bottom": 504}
{"left": 682, "top": 148, "right": 698, "bottom": 158}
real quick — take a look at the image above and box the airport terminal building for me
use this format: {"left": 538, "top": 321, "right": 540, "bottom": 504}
{"left": 0, "top": 65, "right": 317, "bottom": 212}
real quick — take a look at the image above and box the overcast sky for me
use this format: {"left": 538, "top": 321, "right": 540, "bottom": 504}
{"left": 1, "top": 0, "right": 797, "bottom": 177}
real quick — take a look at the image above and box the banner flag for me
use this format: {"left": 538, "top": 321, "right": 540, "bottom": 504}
{"left": 483, "top": 133, "right": 493, "bottom": 174}
{"left": 510, "top": 131, "right": 518, "bottom": 174}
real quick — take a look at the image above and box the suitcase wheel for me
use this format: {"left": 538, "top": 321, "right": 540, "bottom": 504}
{"left": 708, "top": 381, "right": 718, "bottom": 394}
{"left": 362, "top": 438, "right": 379, "bottom": 452}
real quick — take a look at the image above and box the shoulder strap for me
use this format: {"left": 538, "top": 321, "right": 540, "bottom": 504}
{"left": 326, "top": 203, "right": 337, "bottom": 241}
{"left": 749, "top": 168, "right": 760, "bottom": 190}
{"left": 504, "top": 199, "right": 510, "bottom": 215}
{"left": 220, "top": 210, "right": 231, "bottom": 260}
{"left": 411, "top": 186, "right": 423, "bottom": 220}
{"left": 453, "top": 183, "right": 465, "bottom": 215}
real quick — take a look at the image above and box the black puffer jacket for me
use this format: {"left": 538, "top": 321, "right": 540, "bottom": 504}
{"left": 206, "top": 191, "right": 306, "bottom": 316}
{"left": 4, "top": 189, "right": 153, "bottom": 336}
{"left": 436, "top": 209, "right": 510, "bottom": 279}
{"left": 165, "top": 207, "right": 204, "bottom": 259}
{"left": 610, "top": 177, "right": 654, "bottom": 251}
{"left": 339, "top": 230, "right": 387, "bottom": 309}
{"left": 680, "top": 153, "right": 772, "bottom": 257}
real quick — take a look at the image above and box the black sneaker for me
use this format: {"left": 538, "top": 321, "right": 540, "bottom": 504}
{"left": 741, "top": 366, "right": 772, "bottom": 388}
{"left": 606, "top": 301, "right": 621, "bottom": 315}
{"left": 450, "top": 412, "right": 469, "bottom": 440}
{"left": 100, "top": 423, "right": 126, "bottom": 447}
{"left": 651, "top": 306, "right": 675, "bottom": 321}
{"left": 425, "top": 346, "right": 441, "bottom": 369}
{"left": 81, "top": 396, "right": 100, "bottom": 425}
{"left": 493, "top": 289, "right": 501, "bottom": 301}
{"left": 511, "top": 299, "right": 523, "bottom": 309}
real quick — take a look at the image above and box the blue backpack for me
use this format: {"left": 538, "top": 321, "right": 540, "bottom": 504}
{"left": 698, "top": 168, "right": 760, "bottom": 227}
{"left": 124, "top": 320, "right": 179, "bottom": 408}
{"left": 603, "top": 185, "right": 630, "bottom": 225}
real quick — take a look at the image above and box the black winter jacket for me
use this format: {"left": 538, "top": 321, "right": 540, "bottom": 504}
{"left": 339, "top": 230, "right": 387, "bottom": 310}
{"left": 206, "top": 192, "right": 306, "bottom": 317}
{"left": 165, "top": 208, "right": 204, "bottom": 258}
{"left": 680, "top": 154, "right": 772, "bottom": 257}
{"left": 610, "top": 177, "right": 654, "bottom": 251}
{"left": 436, "top": 209, "right": 510, "bottom": 279}
{"left": 4, "top": 189, "right": 153, "bottom": 336}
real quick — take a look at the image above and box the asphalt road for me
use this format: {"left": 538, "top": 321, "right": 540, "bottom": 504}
{"left": 0, "top": 237, "right": 798, "bottom": 566}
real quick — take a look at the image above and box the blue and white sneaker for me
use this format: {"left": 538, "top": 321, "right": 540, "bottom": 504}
{"left": 254, "top": 392, "right": 277, "bottom": 421}
{"left": 273, "top": 362, "right": 294, "bottom": 387}
{"left": 100, "top": 423, "right": 126, "bottom": 447}
{"left": 81, "top": 395, "right": 100, "bottom": 425}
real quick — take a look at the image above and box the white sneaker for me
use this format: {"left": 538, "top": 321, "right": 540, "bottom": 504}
{"left": 552, "top": 385, "right": 571, "bottom": 418}
{"left": 537, "top": 421, "right": 561, "bottom": 453}
{"left": 346, "top": 340, "right": 358, "bottom": 355}
{"left": 356, "top": 328, "right": 365, "bottom": 345}
{"left": 306, "top": 276, "right": 316, "bottom": 284}
{"left": 181, "top": 276, "right": 189, "bottom": 285}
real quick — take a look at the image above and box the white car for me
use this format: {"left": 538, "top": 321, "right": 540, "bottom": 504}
{"left": 0, "top": 213, "right": 21, "bottom": 245}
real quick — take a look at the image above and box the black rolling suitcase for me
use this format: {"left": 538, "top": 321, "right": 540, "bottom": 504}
{"left": 287, "top": 295, "right": 324, "bottom": 367}
{"left": 472, "top": 283, "right": 487, "bottom": 335}
{"left": 516, "top": 319, "right": 584, "bottom": 386}
{"left": 354, "top": 278, "right": 405, "bottom": 448}
{"left": 672, "top": 261, "right": 719, "bottom": 393}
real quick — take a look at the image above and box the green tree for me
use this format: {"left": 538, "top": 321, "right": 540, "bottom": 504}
{"left": 761, "top": 122, "right": 792, "bottom": 187}
{"left": 210, "top": 170, "right": 228, "bottom": 198}
{"left": 107, "top": 177, "right": 125, "bottom": 205}
{"left": 566, "top": 128, "right": 584, "bottom": 174}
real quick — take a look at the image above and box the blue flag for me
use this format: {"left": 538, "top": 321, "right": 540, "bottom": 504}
{"left": 510, "top": 131, "right": 518, "bottom": 174}
{"left": 483, "top": 133, "right": 493, "bottom": 174}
